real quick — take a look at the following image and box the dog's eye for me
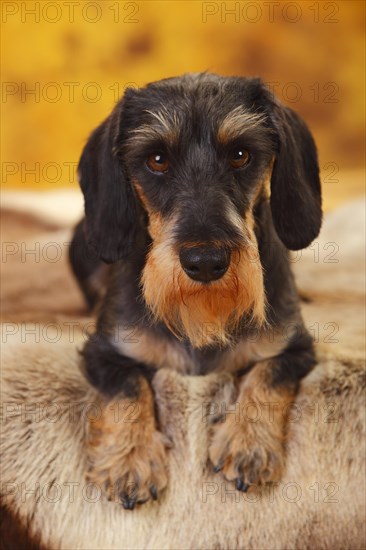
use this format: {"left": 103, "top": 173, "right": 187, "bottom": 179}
{"left": 146, "top": 153, "right": 169, "bottom": 173}
{"left": 229, "top": 149, "right": 250, "bottom": 169}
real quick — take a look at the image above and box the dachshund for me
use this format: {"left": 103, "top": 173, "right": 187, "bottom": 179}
{"left": 69, "top": 72, "right": 322, "bottom": 509}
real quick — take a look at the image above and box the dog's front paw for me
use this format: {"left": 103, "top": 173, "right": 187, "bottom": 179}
{"left": 208, "top": 414, "right": 285, "bottom": 490}
{"left": 87, "top": 426, "right": 170, "bottom": 509}
{"left": 86, "top": 392, "right": 170, "bottom": 510}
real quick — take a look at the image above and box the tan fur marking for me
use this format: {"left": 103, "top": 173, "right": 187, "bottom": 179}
{"left": 135, "top": 168, "right": 274, "bottom": 350}
{"left": 261, "top": 157, "right": 275, "bottom": 198}
{"left": 145, "top": 107, "right": 181, "bottom": 141}
{"left": 141, "top": 211, "right": 266, "bottom": 348}
{"left": 218, "top": 328, "right": 292, "bottom": 374}
{"left": 209, "top": 360, "right": 294, "bottom": 485}
{"left": 147, "top": 211, "right": 165, "bottom": 242}
{"left": 113, "top": 327, "right": 195, "bottom": 374}
{"left": 133, "top": 181, "right": 150, "bottom": 212}
{"left": 127, "top": 108, "right": 180, "bottom": 148}
{"left": 132, "top": 180, "right": 166, "bottom": 243}
{"left": 86, "top": 378, "right": 169, "bottom": 505}
{"left": 217, "top": 107, "right": 267, "bottom": 144}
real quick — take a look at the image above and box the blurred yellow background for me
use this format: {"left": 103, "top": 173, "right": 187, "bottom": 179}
{"left": 1, "top": 0, "right": 365, "bottom": 211}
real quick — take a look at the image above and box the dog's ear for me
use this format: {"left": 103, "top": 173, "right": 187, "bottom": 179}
{"left": 268, "top": 101, "right": 322, "bottom": 250}
{"left": 78, "top": 98, "right": 138, "bottom": 263}
{"left": 248, "top": 78, "right": 322, "bottom": 251}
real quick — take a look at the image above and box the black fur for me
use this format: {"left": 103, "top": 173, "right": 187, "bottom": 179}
{"left": 78, "top": 106, "right": 142, "bottom": 264}
{"left": 271, "top": 330, "right": 317, "bottom": 390}
{"left": 268, "top": 102, "right": 322, "bottom": 250}
{"left": 69, "top": 220, "right": 101, "bottom": 309}
{"left": 81, "top": 333, "right": 153, "bottom": 398}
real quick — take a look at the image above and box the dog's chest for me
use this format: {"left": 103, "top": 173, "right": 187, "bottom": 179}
{"left": 113, "top": 325, "right": 287, "bottom": 375}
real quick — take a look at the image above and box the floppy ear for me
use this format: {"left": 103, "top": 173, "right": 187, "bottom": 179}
{"left": 269, "top": 101, "right": 322, "bottom": 250}
{"left": 78, "top": 103, "right": 138, "bottom": 263}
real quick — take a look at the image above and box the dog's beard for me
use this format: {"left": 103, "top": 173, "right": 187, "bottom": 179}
{"left": 141, "top": 241, "right": 266, "bottom": 348}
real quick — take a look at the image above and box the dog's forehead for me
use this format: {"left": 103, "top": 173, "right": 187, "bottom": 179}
{"left": 146, "top": 72, "right": 256, "bottom": 101}
{"left": 127, "top": 73, "right": 262, "bottom": 132}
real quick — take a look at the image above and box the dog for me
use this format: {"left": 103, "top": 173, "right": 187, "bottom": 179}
{"left": 69, "top": 72, "right": 322, "bottom": 510}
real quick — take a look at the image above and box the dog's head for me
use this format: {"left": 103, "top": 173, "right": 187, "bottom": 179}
{"left": 78, "top": 73, "right": 322, "bottom": 347}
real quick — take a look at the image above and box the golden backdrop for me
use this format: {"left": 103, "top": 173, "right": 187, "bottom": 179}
{"left": 1, "top": 0, "right": 365, "bottom": 210}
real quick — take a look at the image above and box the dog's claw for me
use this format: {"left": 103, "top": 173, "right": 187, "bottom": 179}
{"left": 236, "top": 478, "right": 244, "bottom": 491}
{"left": 236, "top": 478, "right": 249, "bottom": 492}
{"left": 211, "top": 415, "right": 224, "bottom": 425}
{"left": 120, "top": 492, "right": 136, "bottom": 510}
{"left": 150, "top": 485, "right": 158, "bottom": 501}
{"left": 213, "top": 458, "right": 225, "bottom": 473}
{"left": 122, "top": 497, "right": 136, "bottom": 510}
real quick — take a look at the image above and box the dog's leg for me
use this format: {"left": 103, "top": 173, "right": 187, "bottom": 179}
{"left": 209, "top": 335, "right": 316, "bottom": 489}
{"left": 82, "top": 334, "right": 169, "bottom": 509}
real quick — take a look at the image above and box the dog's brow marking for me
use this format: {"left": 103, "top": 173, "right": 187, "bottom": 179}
{"left": 127, "top": 125, "right": 165, "bottom": 143}
{"left": 217, "top": 107, "right": 267, "bottom": 143}
{"left": 145, "top": 108, "right": 180, "bottom": 134}
{"left": 126, "top": 108, "right": 181, "bottom": 148}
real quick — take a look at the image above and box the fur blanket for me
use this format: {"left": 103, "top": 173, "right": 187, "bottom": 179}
{"left": 1, "top": 194, "right": 365, "bottom": 549}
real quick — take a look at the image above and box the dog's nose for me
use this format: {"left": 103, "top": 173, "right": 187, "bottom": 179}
{"left": 179, "top": 246, "right": 230, "bottom": 283}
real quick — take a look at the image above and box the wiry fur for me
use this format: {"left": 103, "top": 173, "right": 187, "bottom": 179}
{"left": 208, "top": 359, "right": 293, "bottom": 484}
{"left": 66, "top": 73, "right": 326, "bottom": 505}
{"left": 86, "top": 379, "right": 170, "bottom": 508}
{"left": 217, "top": 106, "right": 268, "bottom": 143}
{"left": 142, "top": 216, "right": 266, "bottom": 348}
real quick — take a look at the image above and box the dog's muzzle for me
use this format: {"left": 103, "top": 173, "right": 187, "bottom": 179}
{"left": 179, "top": 246, "right": 230, "bottom": 283}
